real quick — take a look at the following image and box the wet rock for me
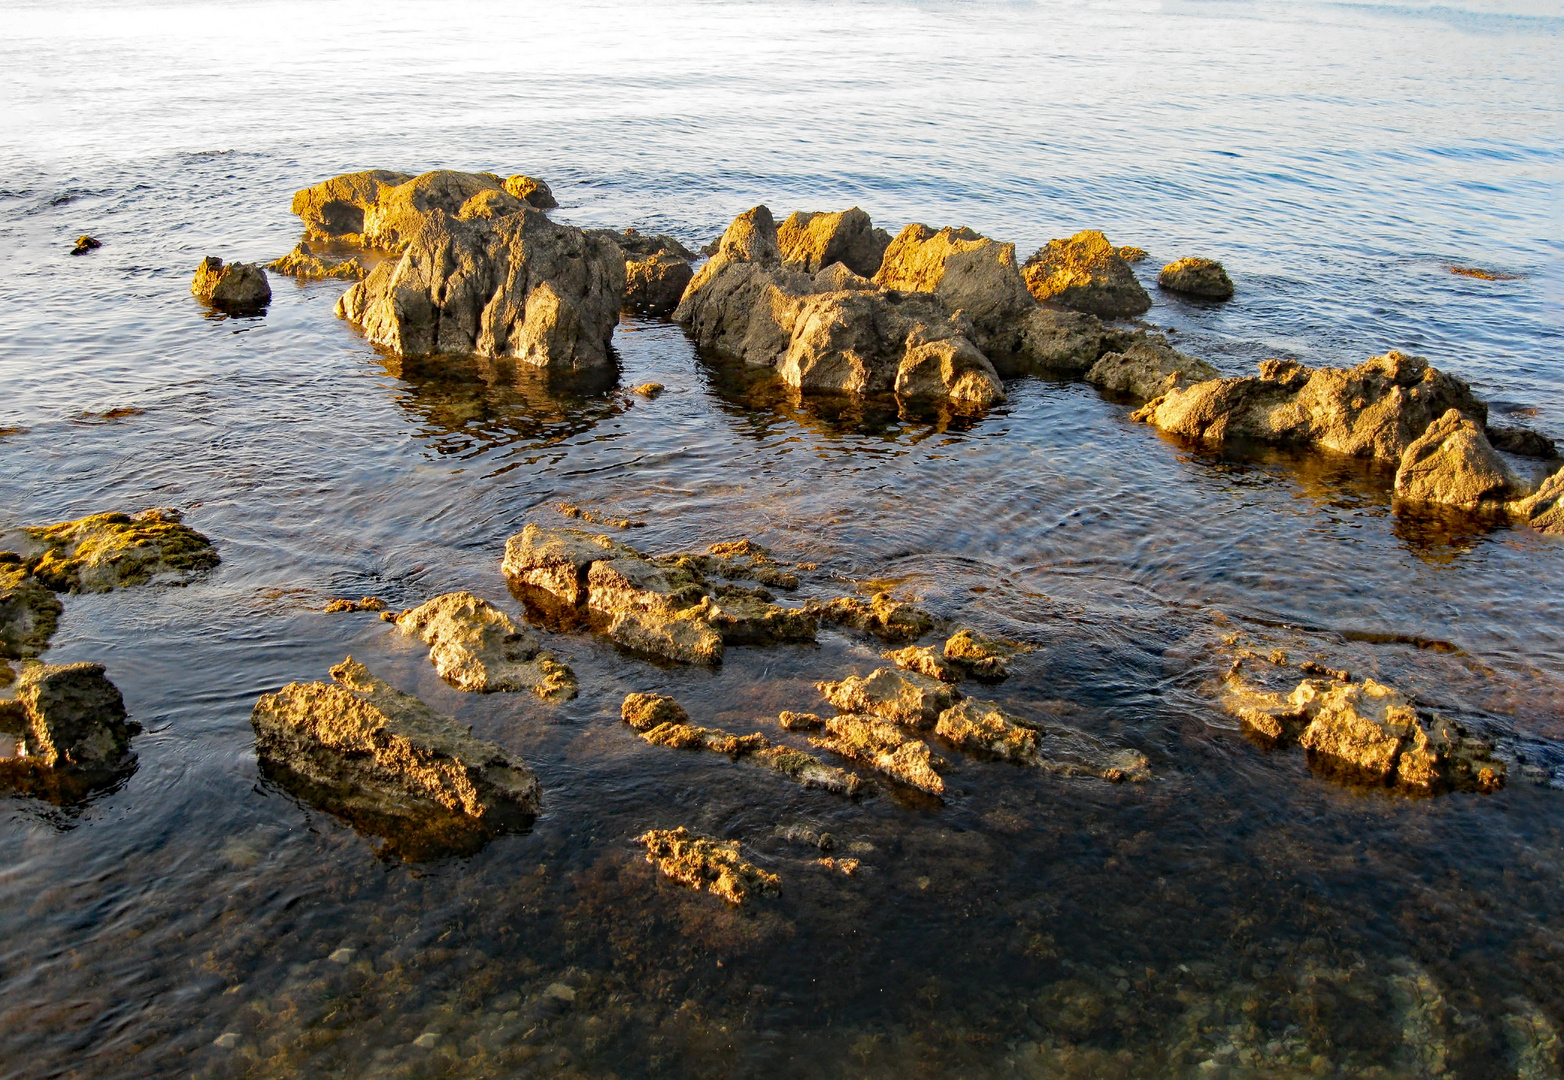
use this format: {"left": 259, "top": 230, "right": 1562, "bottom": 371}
{"left": 191, "top": 257, "right": 271, "bottom": 312}
{"left": 933, "top": 699, "right": 1038, "bottom": 763}
{"left": 1158, "top": 257, "right": 1234, "bottom": 300}
{"left": 1005, "top": 307, "right": 1122, "bottom": 375}
{"left": 553, "top": 502, "right": 644, "bottom": 529}
{"left": 23, "top": 508, "right": 219, "bottom": 593}
{"left": 268, "top": 241, "right": 366, "bottom": 281}
{"left": 1134, "top": 352, "right": 1486, "bottom": 463}
{"left": 1486, "top": 424, "right": 1557, "bottom": 460}
{"left": 336, "top": 195, "right": 624, "bottom": 372}
{"left": 395, "top": 592, "right": 576, "bottom": 700}
{"left": 502, "top": 174, "right": 557, "bottom": 209}
{"left": 1118, "top": 246, "right": 1148, "bottom": 263}
{"left": 629, "top": 382, "right": 664, "bottom": 399}
{"left": 942, "top": 629, "right": 1018, "bottom": 682}
{"left": 809, "top": 713, "right": 944, "bottom": 795}
{"left": 501, "top": 525, "right": 815, "bottom": 664}
{"left": 289, "top": 169, "right": 414, "bottom": 247}
{"left": 1510, "top": 468, "right": 1564, "bottom": 535}
{"left": 777, "top": 711, "right": 823, "bottom": 731}
{"left": 816, "top": 667, "right": 959, "bottom": 730}
{"left": 622, "top": 692, "right": 691, "bottom": 729}
{"left": 884, "top": 645, "right": 960, "bottom": 683}
{"left": 807, "top": 593, "right": 934, "bottom": 643}
{"left": 1394, "top": 408, "right": 1524, "bottom": 510}
{"left": 0, "top": 558, "right": 62, "bottom": 659}
{"left": 323, "top": 596, "right": 386, "bottom": 613}
{"left": 251, "top": 657, "right": 541, "bottom": 826}
{"left": 71, "top": 235, "right": 102, "bottom": 255}
{"left": 587, "top": 228, "right": 696, "bottom": 317}
{"left": 937, "top": 698, "right": 1151, "bottom": 781}
{"left": 1501, "top": 997, "right": 1560, "bottom": 1080}
{"left": 637, "top": 827, "right": 780, "bottom": 905}
{"left": 8, "top": 662, "right": 134, "bottom": 771}
{"left": 1022, "top": 230, "right": 1151, "bottom": 318}
{"left": 1087, "top": 338, "right": 1218, "bottom": 403}
{"left": 777, "top": 207, "right": 890, "bottom": 277}
{"left": 1224, "top": 673, "right": 1504, "bottom": 793}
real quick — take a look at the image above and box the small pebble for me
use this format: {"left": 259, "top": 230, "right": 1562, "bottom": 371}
{"left": 212, "top": 1032, "right": 240, "bottom": 1050}
{"left": 412, "top": 1032, "right": 439, "bottom": 1049}
{"left": 328, "top": 947, "right": 355, "bottom": 964}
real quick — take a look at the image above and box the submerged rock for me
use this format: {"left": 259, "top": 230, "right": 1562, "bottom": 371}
{"left": 778, "top": 207, "right": 891, "bottom": 277}
{"left": 937, "top": 698, "right": 1151, "bottom": 781}
{"left": 191, "top": 257, "right": 271, "bottom": 312}
{"left": 1394, "top": 408, "right": 1526, "bottom": 510}
{"left": 1134, "top": 352, "right": 1486, "bottom": 462}
{"left": 809, "top": 713, "right": 944, "bottom": 795}
{"left": 268, "top": 241, "right": 366, "bottom": 281}
{"left": 71, "top": 235, "right": 102, "bottom": 255}
{"left": 1022, "top": 230, "right": 1151, "bottom": 319}
{"left": 7, "top": 662, "right": 135, "bottom": 771}
{"left": 637, "top": 827, "right": 780, "bottom": 905}
{"left": 1157, "top": 257, "right": 1234, "bottom": 300}
{"left": 251, "top": 657, "right": 541, "bottom": 828}
{"left": 816, "top": 667, "right": 959, "bottom": 730}
{"left": 807, "top": 593, "right": 935, "bottom": 643}
{"left": 502, "top": 525, "right": 815, "bottom": 664}
{"left": 1224, "top": 673, "right": 1504, "bottom": 794}
{"left": 323, "top": 596, "right": 386, "bottom": 613}
{"left": 23, "top": 508, "right": 219, "bottom": 593}
{"left": 394, "top": 591, "right": 576, "bottom": 699}
{"left": 941, "top": 629, "right": 1019, "bottom": 682}
{"left": 0, "top": 558, "right": 62, "bottom": 659}
{"left": 1086, "top": 338, "right": 1218, "bottom": 403}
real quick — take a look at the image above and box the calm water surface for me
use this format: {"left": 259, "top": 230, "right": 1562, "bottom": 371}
{"left": 1, "top": 1, "right": 1562, "bottom": 1077}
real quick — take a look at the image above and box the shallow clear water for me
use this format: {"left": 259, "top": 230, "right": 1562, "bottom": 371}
{"left": 2, "top": 1, "right": 1563, "bottom": 1077}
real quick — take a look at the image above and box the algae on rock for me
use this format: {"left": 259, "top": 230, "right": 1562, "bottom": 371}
{"left": 637, "top": 827, "right": 780, "bottom": 905}
{"left": 808, "top": 593, "right": 934, "bottom": 643}
{"left": 23, "top": 508, "right": 219, "bottom": 593}
{"left": 809, "top": 713, "right": 945, "bottom": 795}
{"left": 394, "top": 591, "right": 576, "bottom": 699}
{"left": 0, "top": 557, "right": 62, "bottom": 659}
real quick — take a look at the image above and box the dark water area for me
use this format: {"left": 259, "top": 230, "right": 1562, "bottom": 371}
{"left": 2, "top": 1, "right": 1563, "bottom": 1077}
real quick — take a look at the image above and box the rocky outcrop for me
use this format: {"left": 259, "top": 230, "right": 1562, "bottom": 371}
{"left": 501, "top": 525, "right": 815, "bottom": 664}
{"left": 0, "top": 558, "right": 62, "bottom": 659}
{"left": 5, "top": 662, "right": 135, "bottom": 772}
{"left": 1022, "top": 231, "right": 1151, "bottom": 318}
{"left": 941, "top": 629, "right": 1018, "bottom": 682}
{"left": 290, "top": 169, "right": 414, "bottom": 247}
{"left": 1087, "top": 338, "right": 1218, "bottom": 403}
{"left": 587, "top": 228, "right": 695, "bottom": 317}
{"left": 22, "top": 508, "right": 219, "bottom": 593}
{"left": 807, "top": 593, "right": 934, "bottom": 643}
{"left": 884, "top": 645, "right": 960, "bottom": 683}
{"left": 1224, "top": 673, "right": 1504, "bottom": 794}
{"left": 269, "top": 242, "right": 366, "bottom": 280}
{"left": 1486, "top": 425, "right": 1557, "bottom": 460}
{"left": 637, "top": 827, "right": 779, "bottom": 905}
{"left": 816, "top": 667, "right": 958, "bottom": 730}
{"left": 1394, "top": 409, "right": 1526, "bottom": 510}
{"left": 777, "top": 208, "right": 891, "bottom": 277}
{"left": 71, "top": 235, "right": 102, "bottom": 255}
{"left": 809, "top": 713, "right": 945, "bottom": 794}
{"left": 502, "top": 175, "right": 557, "bottom": 209}
{"left": 251, "top": 657, "right": 541, "bottom": 828}
{"left": 1134, "top": 352, "right": 1486, "bottom": 462}
{"left": 620, "top": 693, "right": 865, "bottom": 795}
{"left": 1158, "top": 257, "right": 1233, "bottom": 300}
{"left": 937, "top": 698, "right": 1151, "bottom": 781}
{"left": 932, "top": 698, "right": 1038, "bottom": 764}
{"left": 191, "top": 257, "right": 271, "bottom": 312}
{"left": 394, "top": 592, "right": 576, "bottom": 699}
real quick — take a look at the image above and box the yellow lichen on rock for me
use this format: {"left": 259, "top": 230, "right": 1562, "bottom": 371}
{"left": 636, "top": 827, "right": 779, "bottom": 905}
{"left": 0, "top": 557, "right": 62, "bottom": 659}
{"left": 395, "top": 592, "right": 577, "bottom": 700}
{"left": 809, "top": 713, "right": 944, "bottom": 795}
{"left": 24, "top": 508, "right": 219, "bottom": 593}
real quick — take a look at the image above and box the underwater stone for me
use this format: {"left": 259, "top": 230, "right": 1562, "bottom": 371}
{"left": 816, "top": 667, "right": 959, "bottom": 731}
{"left": 809, "top": 713, "right": 944, "bottom": 795}
{"left": 637, "top": 826, "right": 779, "bottom": 905}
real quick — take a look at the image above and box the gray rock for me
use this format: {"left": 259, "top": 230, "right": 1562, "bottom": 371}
{"left": 1087, "top": 338, "right": 1218, "bottom": 402}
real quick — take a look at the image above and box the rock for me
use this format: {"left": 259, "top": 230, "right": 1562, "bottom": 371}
{"left": 289, "top": 169, "right": 414, "bottom": 247}
{"left": 502, "top": 175, "right": 557, "bottom": 209}
{"left": 1486, "top": 425, "right": 1557, "bottom": 459}
{"left": 933, "top": 699, "right": 1039, "bottom": 763}
{"left": 1087, "top": 338, "right": 1218, "bottom": 403}
{"left": 1500, "top": 998, "right": 1561, "bottom": 1080}
{"left": 1510, "top": 468, "right": 1564, "bottom": 535}
{"left": 808, "top": 593, "right": 935, "bottom": 643}
{"left": 1133, "top": 352, "right": 1486, "bottom": 462}
{"left": 268, "top": 242, "right": 366, "bottom": 281}
{"left": 1005, "top": 307, "right": 1121, "bottom": 375}
{"left": 1158, "top": 257, "right": 1234, "bottom": 300}
{"left": 637, "top": 827, "right": 779, "bottom": 905}
{"left": 1022, "top": 231, "right": 1151, "bottom": 318}
{"left": 251, "top": 657, "right": 541, "bottom": 826}
{"left": 1223, "top": 673, "right": 1504, "bottom": 793}
{"left": 942, "top": 630, "right": 1019, "bottom": 682}
{"left": 10, "top": 662, "right": 134, "bottom": 770}
{"left": 71, "top": 235, "right": 102, "bottom": 255}
{"left": 553, "top": 502, "right": 644, "bottom": 529}
{"left": 873, "top": 223, "right": 1035, "bottom": 349}
{"left": 777, "top": 711, "right": 823, "bottom": 731}
{"left": 336, "top": 199, "right": 624, "bottom": 371}
{"left": 587, "top": 228, "right": 697, "bottom": 317}
{"left": 816, "top": 667, "right": 959, "bottom": 730}
{"left": 501, "top": 525, "right": 816, "bottom": 664}
{"left": 777, "top": 208, "right": 890, "bottom": 277}
{"left": 0, "top": 558, "right": 62, "bottom": 659}
{"left": 191, "top": 257, "right": 271, "bottom": 312}
{"left": 1118, "top": 246, "right": 1148, "bottom": 263}
{"left": 936, "top": 698, "right": 1151, "bottom": 781}
{"left": 395, "top": 592, "right": 576, "bottom": 700}
{"left": 630, "top": 382, "right": 665, "bottom": 398}
{"left": 884, "top": 645, "right": 960, "bottom": 683}
{"left": 621, "top": 692, "right": 691, "bottom": 730}
{"left": 323, "top": 596, "right": 386, "bottom": 613}
{"left": 809, "top": 713, "right": 944, "bottom": 795}
{"left": 23, "top": 508, "right": 219, "bottom": 593}
{"left": 714, "top": 204, "right": 782, "bottom": 264}
{"left": 1394, "top": 409, "right": 1523, "bottom": 510}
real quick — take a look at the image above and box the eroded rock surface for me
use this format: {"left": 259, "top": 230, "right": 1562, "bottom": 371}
{"left": 816, "top": 667, "right": 958, "bottom": 730}
{"left": 778, "top": 207, "right": 890, "bottom": 277}
{"left": 395, "top": 591, "right": 576, "bottom": 699}
{"left": 1394, "top": 408, "right": 1526, "bottom": 510}
{"left": 502, "top": 174, "right": 557, "bottom": 209}
{"left": 1224, "top": 673, "right": 1504, "bottom": 794}
{"left": 191, "top": 257, "right": 270, "bottom": 312}
{"left": 1022, "top": 230, "right": 1151, "bottom": 318}
{"left": 23, "top": 508, "right": 219, "bottom": 593}
{"left": 937, "top": 698, "right": 1151, "bottom": 781}
{"left": 810, "top": 713, "right": 945, "bottom": 795}
{"left": 269, "top": 242, "right": 366, "bottom": 281}
{"left": 1511, "top": 469, "right": 1564, "bottom": 535}
{"left": 884, "top": 645, "right": 960, "bottom": 683}
{"left": 588, "top": 228, "right": 696, "bottom": 317}
{"left": 502, "top": 526, "right": 815, "bottom": 664}
{"left": 637, "top": 827, "right": 779, "bottom": 905}
{"left": 1087, "top": 338, "right": 1218, "bottom": 403}
{"left": 252, "top": 657, "right": 541, "bottom": 827}
{"left": 1158, "top": 257, "right": 1234, "bottom": 300}
{"left": 1134, "top": 352, "right": 1486, "bottom": 462}
{"left": 808, "top": 593, "right": 935, "bottom": 643}
{"left": 7, "top": 662, "right": 134, "bottom": 771}
{"left": 0, "top": 557, "right": 62, "bottom": 659}
{"left": 942, "top": 629, "right": 1018, "bottom": 681}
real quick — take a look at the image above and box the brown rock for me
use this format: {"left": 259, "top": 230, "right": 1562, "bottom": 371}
{"left": 1118, "top": 246, "right": 1148, "bottom": 263}
{"left": 289, "top": 169, "right": 414, "bottom": 246}
{"left": 809, "top": 713, "right": 944, "bottom": 795}
{"left": 884, "top": 645, "right": 961, "bottom": 683}
{"left": 1022, "top": 230, "right": 1151, "bottom": 318}
{"left": 1394, "top": 409, "right": 1521, "bottom": 510}
{"left": 637, "top": 827, "right": 779, "bottom": 905}
{"left": 942, "top": 629, "right": 1019, "bottom": 681}
{"left": 1158, "top": 257, "right": 1234, "bottom": 300}
{"left": 933, "top": 699, "right": 1039, "bottom": 763}
{"left": 1510, "top": 468, "right": 1564, "bottom": 535}
{"left": 621, "top": 693, "right": 692, "bottom": 731}
{"left": 502, "top": 175, "right": 557, "bottom": 209}
{"left": 395, "top": 591, "right": 576, "bottom": 699}
{"left": 1087, "top": 337, "right": 1218, "bottom": 403}
{"left": 777, "top": 711, "right": 823, "bottom": 731}
{"left": 323, "top": 596, "right": 386, "bottom": 613}
{"left": 191, "top": 257, "right": 271, "bottom": 312}
{"left": 939, "top": 698, "right": 1150, "bottom": 780}
{"left": 24, "top": 508, "right": 219, "bottom": 593}
{"left": 269, "top": 242, "right": 366, "bottom": 281}
{"left": 809, "top": 593, "right": 935, "bottom": 643}
{"left": 816, "top": 667, "right": 959, "bottom": 730}
{"left": 12, "top": 662, "right": 133, "bottom": 770}
{"left": 71, "top": 235, "right": 102, "bottom": 255}
{"left": 873, "top": 223, "right": 1035, "bottom": 345}
{"left": 587, "top": 228, "right": 697, "bottom": 318}
{"left": 1485, "top": 425, "right": 1556, "bottom": 459}
{"left": 777, "top": 207, "right": 890, "bottom": 277}
{"left": 0, "top": 559, "right": 62, "bottom": 660}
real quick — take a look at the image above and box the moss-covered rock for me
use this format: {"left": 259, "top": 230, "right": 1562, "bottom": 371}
{"left": 24, "top": 508, "right": 218, "bottom": 593}
{"left": 637, "top": 827, "right": 779, "bottom": 905}
{"left": 0, "top": 556, "right": 62, "bottom": 658}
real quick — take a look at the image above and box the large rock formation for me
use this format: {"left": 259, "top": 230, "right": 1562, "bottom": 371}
{"left": 393, "top": 591, "right": 576, "bottom": 699}
{"left": 1022, "top": 230, "right": 1152, "bottom": 318}
{"left": 191, "top": 257, "right": 271, "bottom": 312}
{"left": 587, "top": 228, "right": 696, "bottom": 318}
{"left": 22, "top": 508, "right": 219, "bottom": 593}
{"left": 1225, "top": 673, "right": 1504, "bottom": 794}
{"left": 0, "top": 557, "right": 62, "bottom": 659}
{"left": 778, "top": 208, "right": 891, "bottom": 277}
{"left": 290, "top": 169, "right": 414, "bottom": 247}
{"left": 1086, "top": 338, "right": 1218, "bottom": 403}
{"left": 252, "top": 657, "right": 541, "bottom": 830}
{"left": 1158, "top": 257, "right": 1234, "bottom": 300}
{"left": 637, "top": 827, "right": 779, "bottom": 905}
{"left": 1133, "top": 352, "right": 1485, "bottom": 462}
{"left": 501, "top": 525, "right": 815, "bottom": 664}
